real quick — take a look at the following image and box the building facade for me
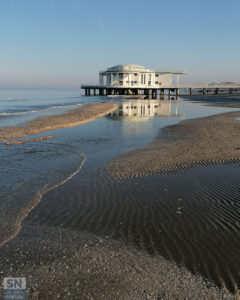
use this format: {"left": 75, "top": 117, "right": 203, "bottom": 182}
{"left": 99, "top": 64, "right": 186, "bottom": 88}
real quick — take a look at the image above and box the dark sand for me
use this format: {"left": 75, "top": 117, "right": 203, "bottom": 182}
{"left": 106, "top": 111, "right": 240, "bottom": 179}
{"left": 0, "top": 102, "right": 117, "bottom": 142}
{"left": 0, "top": 225, "right": 236, "bottom": 299}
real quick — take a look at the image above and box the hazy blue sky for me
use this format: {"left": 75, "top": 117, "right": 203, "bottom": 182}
{"left": 0, "top": 0, "right": 239, "bottom": 89}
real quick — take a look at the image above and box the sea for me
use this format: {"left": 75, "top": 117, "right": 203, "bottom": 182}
{"left": 0, "top": 89, "right": 239, "bottom": 292}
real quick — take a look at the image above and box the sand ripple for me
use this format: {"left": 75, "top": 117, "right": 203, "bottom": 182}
{"left": 23, "top": 162, "right": 240, "bottom": 293}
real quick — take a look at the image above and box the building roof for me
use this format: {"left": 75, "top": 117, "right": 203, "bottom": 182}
{"left": 100, "top": 64, "right": 187, "bottom": 75}
{"left": 107, "top": 64, "right": 152, "bottom": 72}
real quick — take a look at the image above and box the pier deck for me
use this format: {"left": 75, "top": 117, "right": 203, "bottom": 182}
{"left": 81, "top": 84, "right": 240, "bottom": 99}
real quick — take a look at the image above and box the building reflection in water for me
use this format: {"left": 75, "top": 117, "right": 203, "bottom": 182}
{"left": 106, "top": 99, "right": 185, "bottom": 137}
{"left": 107, "top": 99, "right": 184, "bottom": 121}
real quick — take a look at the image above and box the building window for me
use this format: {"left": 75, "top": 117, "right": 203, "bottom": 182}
{"left": 119, "top": 73, "right": 123, "bottom": 79}
{"left": 155, "top": 81, "right": 159, "bottom": 84}
{"left": 148, "top": 81, "right": 151, "bottom": 86}
{"left": 119, "top": 81, "right": 123, "bottom": 86}
{"left": 134, "top": 81, "right": 137, "bottom": 84}
{"left": 155, "top": 74, "right": 159, "bottom": 77}
{"left": 134, "top": 73, "right": 138, "bottom": 76}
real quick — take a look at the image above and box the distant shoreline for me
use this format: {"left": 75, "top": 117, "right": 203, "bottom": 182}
{"left": 0, "top": 102, "right": 117, "bottom": 142}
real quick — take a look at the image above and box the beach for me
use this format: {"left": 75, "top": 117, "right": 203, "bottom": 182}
{"left": 0, "top": 95, "right": 240, "bottom": 299}
{"left": 106, "top": 111, "right": 240, "bottom": 178}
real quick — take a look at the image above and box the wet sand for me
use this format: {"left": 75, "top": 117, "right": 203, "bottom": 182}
{"left": 0, "top": 224, "right": 236, "bottom": 299}
{"left": 0, "top": 102, "right": 117, "bottom": 142}
{"left": 107, "top": 111, "right": 240, "bottom": 179}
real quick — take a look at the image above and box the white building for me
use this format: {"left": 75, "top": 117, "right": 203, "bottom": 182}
{"left": 99, "top": 64, "right": 186, "bottom": 88}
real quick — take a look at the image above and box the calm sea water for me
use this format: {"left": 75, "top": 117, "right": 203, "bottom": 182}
{"left": 0, "top": 89, "right": 239, "bottom": 291}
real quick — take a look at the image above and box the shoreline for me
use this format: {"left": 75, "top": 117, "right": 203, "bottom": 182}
{"left": 0, "top": 102, "right": 117, "bottom": 142}
{"left": 106, "top": 111, "right": 240, "bottom": 179}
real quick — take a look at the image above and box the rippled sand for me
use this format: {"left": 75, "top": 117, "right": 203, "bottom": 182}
{"left": 0, "top": 102, "right": 117, "bottom": 142}
{"left": 106, "top": 111, "right": 240, "bottom": 179}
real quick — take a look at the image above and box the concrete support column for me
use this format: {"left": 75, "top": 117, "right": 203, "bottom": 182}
{"left": 85, "top": 89, "right": 87, "bottom": 96}
{"left": 215, "top": 88, "right": 219, "bottom": 95}
{"left": 160, "top": 89, "right": 164, "bottom": 99}
{"left": 168, "top": 89, "right": 172, "bottom": 100}
{"left": 146, "top": 89, "right": 150, "bottom": 99}
{"left": 229, "top": 88, "right": 233, "bottom": 94}
{"left": 94, "top": 89, "right": 96, "bottom": 96}
{"left": 152, "top": 89, "right": 157, "bottom": 99}
{"left": 190, "top": 88, "right": 192, "bottom": 96}
{"left": 203, "top": 88, "right": 206, "bottom": 95}
{"left": 176, "top": 88, "right": 179, "bottom": 99}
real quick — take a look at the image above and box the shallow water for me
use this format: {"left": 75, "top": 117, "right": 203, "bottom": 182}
{"left": 0, "top": 90, "right": 240, "bottom": 292}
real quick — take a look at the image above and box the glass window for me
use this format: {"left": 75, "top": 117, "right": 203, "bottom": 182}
{"left": 119, "top": 73, "right": 123, "bottom": 79}
{"left": 155, "top": 81, "right": 159, "bottom": 84}
{"left": 134, "top": 81, "right": 137, "bottom": 84}
{"left": 148, "top": 81, "right": 151, "bottom": 85}
{"left": 134, "top": 73, "right": 138, "bottom": 76}
{"left": 119, "top": 81, "right": 123, "bottom": 86}
{"left": 155, "top": 74, "right": 159, "bottom": 77}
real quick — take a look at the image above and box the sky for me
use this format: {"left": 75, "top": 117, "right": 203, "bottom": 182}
{"left": 0, "top": 0, "right": 240, "bottom": 89}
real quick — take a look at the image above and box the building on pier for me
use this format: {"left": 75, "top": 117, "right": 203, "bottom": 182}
{"left": 99, "top": 64, "right": 187, "bottom": 88}
{"left": 81, "top": 64, "right": 240, "bottom": 98}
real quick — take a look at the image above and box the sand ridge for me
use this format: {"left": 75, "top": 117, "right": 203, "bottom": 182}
{"left": 106, "top": 111, "right": 240, "bottom": 179}
{"left": 0, "top": 102, "right": 118, "bottom": 142}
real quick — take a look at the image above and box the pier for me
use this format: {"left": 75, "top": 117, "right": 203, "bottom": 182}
{"left": 81, "top": 84, "right": 240, "bottom": 99}
{"left": 81, "top": 64, "right": 240, "bottom": 99}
